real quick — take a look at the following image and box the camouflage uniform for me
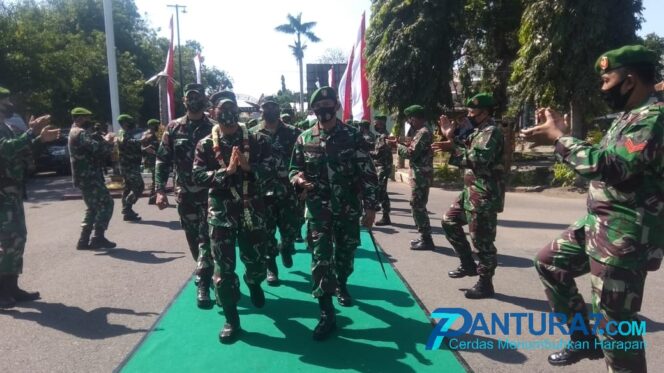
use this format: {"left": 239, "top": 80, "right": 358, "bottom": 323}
{"left": 117, "top": 128, "right": 145, "bottom": 217}
{"left": 398, "top": 125, "right": 434, "bottom": 236}
{"left": 251, "top": 120, "right": 302, "bottom": 265}
{"left": 0, "top": 122, "right": 40, "bottom": 275}
{"left": 141, "top": 127, "right": 160, "bottom": 204}
{"left": 289, "top": 119, "right": 379, "bottom": 298}
{"left": 155, "top": 115, "right": 213, "bottom": 280}
{"left": 68, "top": 124, "right": 114, "bottom": 233}
{"left": 192, "top": 124, "right": 274, "bottom": 309}
{"left": 442, "top": 118, "right": 505, "bottom": 277}
{"left": 534, "top": 96, "right": 664, "bottom": 372}
{"left": 370, "top": 126, "right": 393, "bottom": 216}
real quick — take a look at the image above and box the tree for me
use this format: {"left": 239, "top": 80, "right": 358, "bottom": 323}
{"left": 275, "top": 13, "right": 320, "bottom": 113}
{"left": 366, "top": 0, "right": 464, "bottom": 119}
{"left": 457, "top": 0, "right": 523, "bottom": 117}
{"left": 641, "top": 33, "right": 664, "bottom": 79}
{"left": 511, "top": 0, "right": 643, "bottom": 138}
{"left": 316, "top": 48, "right": 346, "bottom": 64}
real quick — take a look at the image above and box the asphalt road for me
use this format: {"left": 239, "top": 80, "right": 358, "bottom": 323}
{"left": 1, "top": 175, "right": 662, "bottom": 373}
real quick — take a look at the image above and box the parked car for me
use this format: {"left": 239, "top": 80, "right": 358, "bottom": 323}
{"left": 34, "top": 127, "right": 71, "bottom": 175}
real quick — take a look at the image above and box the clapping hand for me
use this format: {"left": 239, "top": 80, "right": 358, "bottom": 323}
{"left": 438, "top": 115, "right": 456, "bottom": 140}
{"left": 520, "top": 108, "right": 569, "bottom": 146}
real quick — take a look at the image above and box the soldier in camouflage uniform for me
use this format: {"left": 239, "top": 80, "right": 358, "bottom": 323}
{"left": 437, "top": 93, "right": 504, "bottom": 299}
{"left": 251, "top": 96, "right": 302, "bottom": 286}
{"left": 117, "top": 114, "right": 145, "bottom": 221}
{"left": 394, "top": 105, "right": 435, "bottom": 250}
{"left": 142, "top": 119, "right": 160, "bottom": 205}
{"left": 68, "top": 107, "right": 118, "bottom": 251}
{"left": 524, "top": 45, "right": 663, "bottom": 372}
{"left": 289, "top": 87, "right": 379, "bottom": 341}
{"left": 371, "top": 114, "right": 393, "bottom": 226}
{"left": 193, "top": 98, "right": 275, "bottom": 344}
{"left": 0, "top": 87, "right": 59, "bottom": 308}
{"left": 155, "top": 83, "right": 214, "bottom": 309}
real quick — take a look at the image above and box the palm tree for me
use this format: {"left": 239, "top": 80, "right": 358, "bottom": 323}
{"left": 275, "top": 13, "right": 320, "bottom": 113}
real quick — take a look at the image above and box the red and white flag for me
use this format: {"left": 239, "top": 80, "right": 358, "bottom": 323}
{"left": 163, "top": 16, "right": 176, "bottom": 121}
{"left": 194, "top": 52, "right": 203, "bottom": 84}
{"left": 338, "top": 12, "right": 370, "bottom": 122}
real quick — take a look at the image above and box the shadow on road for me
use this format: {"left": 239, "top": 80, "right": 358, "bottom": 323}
{"left": 94, "top": 247, "right": 186, "bottom": 264}
{"left": 1, "top": 301, "right": 157, "bottom": 339}
{"left": 131, "top": 220, "right": 181, "bottom": 230}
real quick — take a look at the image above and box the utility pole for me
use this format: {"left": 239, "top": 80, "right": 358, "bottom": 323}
{"left": 167, "top": 4, "right": 186, "bottom": 99}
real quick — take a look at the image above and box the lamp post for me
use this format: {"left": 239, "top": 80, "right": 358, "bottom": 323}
{"left": 167, "top": 4, "right": 187, "bottom": 98}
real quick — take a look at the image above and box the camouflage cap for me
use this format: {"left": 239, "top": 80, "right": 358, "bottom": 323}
{"left": 309, "top": 86, "right": 337, "bottom": 107}
{"left": 218, "top": 98, "right": 237, "bottom": 109}
{"left": 359, "top": 120, "right": 371, "bottom": 126}
{"left": 184, "top": 83, "right": 206, "bottom": 96}
{"left": 595, "top": 45, "right": 658, "bottom": 74}
{"left": 117, "top": 114, "right": 134, "bottom": 123}
{"left": 280, "top": 113, "right": 291, "bottom": 119}
{"left": 147, "top": 119, "right": 160, "bottom": 126}
{"left": 71, "top": 107, "right": 93, "bottom": 116}
{"left": 466, "top": 93, "right": 494, "bottom": 109}
{"left": 404, "top": 105, "right": 425, "bottom": 118}
{"left": 0, "top": 86, "right": 10, "bottom": 99}
{"left": 373, "top": 114, "right": 387, "bottom": 121}
{"left": 260, "top": 95, "right": 279, "bottom": 107}
{"left": 210, "top": 90, "right": 237, "bottom": 106}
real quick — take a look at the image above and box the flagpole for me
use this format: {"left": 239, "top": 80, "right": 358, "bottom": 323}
{"left": 102, "top": 0, "right": 120, "bottom": 132}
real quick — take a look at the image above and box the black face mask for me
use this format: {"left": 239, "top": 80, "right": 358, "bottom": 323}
{"left": 0, "top": 103, "right": 14, "bottom": 118}
{"left": 314, "top": 106, "right": 336, "bottom": 122}
{"left": 217, "top": 110, "right": 238, "bottom": 126}
{"left": 186, "top": 98, "right": 207, "bottom": 113}
{"left": 601, "top": 78, "right": 633, "bottom": 112}
{"left": 263, "top": 110, "right": 280, "bottom": 123}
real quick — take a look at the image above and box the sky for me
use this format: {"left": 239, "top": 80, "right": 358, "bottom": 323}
{"left": 133, "top": 0, "right": 663, "bottom": 100}
{"left": 133, "top": 0, "right": 372, "bottom": 100}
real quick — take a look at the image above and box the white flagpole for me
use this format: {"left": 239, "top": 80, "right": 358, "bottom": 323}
{"left": 102, "top": 0, "right": 120, "bottom": 132}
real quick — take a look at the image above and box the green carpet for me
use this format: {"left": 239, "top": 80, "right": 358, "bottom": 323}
{"left": 120, "top": 229, "right": 466, "bottom": 373}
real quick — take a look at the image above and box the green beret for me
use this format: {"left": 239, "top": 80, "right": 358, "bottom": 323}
{"left": 0, "top": 86, "right": 10, "bottom": 99}
{"left": 309, "top": 86, "right": 337, "bottom": 107}
{"left": 466, "top": 93, "right": 494, "bottom": 109}
{"left": 373, "top": 114, "right": 387, "bottom": 121}
{"left": 71, "top": 107, "right": 92, "bottom": 116}
{"left": 404, "top": 105, "right": 425, "bottom": 117}
{"left": 184, "top": 83, "right": 205, "bottom": 96}
{"left": 595, "top": 45, "right": 658, "bottom": 74}
{"left": 210, "top": 90, "right": 237, "bottom": 106}
{"left": 147, "top": 119, "right": 160, "bottom": 126}
{"left": 359, "top": 120, "right": 370, "bottom": 126}
{"left": 260, "top": 96, "right": 279, "bottom": 107}
{"left": 117, "top": 114, "right": 134, "bottom": 123}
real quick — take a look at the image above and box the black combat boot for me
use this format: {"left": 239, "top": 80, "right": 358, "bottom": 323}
{"left": 266, "top": 257, "right": 279, "bottom": 286}
{"left": 0, "top": 276, "right": 16, "bottom": 309}
{"left": 89, "top": 229, "right": 117, "bottom": 249}
{"left": 5, "top": 275, "right": 40, "bottom": 302}
{"left": 335, "top": 279, "right": 353, "bottom": 307}
{"left": 247, "top": 278, "right": 265, "bottom": 308}
{"left": 313, "top": 295, "right": 337, "bottom": 341}
{"left": 548, "top": 331, "right": 604, "bottom": 365}
{"left": 76, "top": 227, "right": 93, "bottom": 250}
{"left": 375, "top": 213, "right": 391, "bottom": 226}
{"left": 219, "top": 303, "right": 241, "bottom": 344}
{"left": 411, "top": 233, "right": 434, "bottom": 251}
{"left": 280, "top": 244, "right": 294, "bottom": 268}
{"left": 196, "top": 277, "right": 213, "bottom": 309}
{"left": 123, "top": 208, "right": 141, "bottom": 221}
{"left": 465, "top": 276, "right": 495, "bottom": 299}
{"left": 448, "top": 259, "right": 479, "bottom": 279}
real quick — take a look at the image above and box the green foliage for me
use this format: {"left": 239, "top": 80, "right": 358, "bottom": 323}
{"left": 510, "top": 0, "right": 643, "bottom": 124}
{"left": 641, "top": 33, "right": 664, "bottom": 79}
{"left": 366, "top": 0, "right": 464, "bottom": 119}
{"left": 456, "top": 0, "right": 523, "bottom": 116}
{"left": 433, "top": 163, "right": 461, "bottom": 184}
{"left": 551, "top": 162, "right": 577, "bottom": 187}
{"left": 585, "top": 129, "right": 604, "bottom": 145}
{"left": 0, "top": 0, "right": 231, "bottom": 124}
